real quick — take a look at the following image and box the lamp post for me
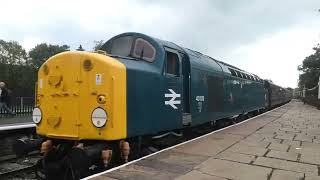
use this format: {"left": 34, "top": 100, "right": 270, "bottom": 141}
{"left": 318, "top": 76, "right": 320, "bottom": 99}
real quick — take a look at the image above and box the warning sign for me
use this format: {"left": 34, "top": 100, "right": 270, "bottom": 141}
{"left": 96, "top": 74, "right": 102, "bottom": 85}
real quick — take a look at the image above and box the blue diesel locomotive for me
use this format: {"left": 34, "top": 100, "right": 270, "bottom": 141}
{"left": 33, "top": 32, "right": 291, "bottom": 179}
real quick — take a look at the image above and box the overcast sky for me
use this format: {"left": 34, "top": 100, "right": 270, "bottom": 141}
{"left": 1, "top": 0, "right": 320, "bottom": 88}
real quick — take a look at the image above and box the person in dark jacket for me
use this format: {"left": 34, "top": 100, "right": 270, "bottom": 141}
{"left": 0, "top": 82, "right": 15, "bottom": 116}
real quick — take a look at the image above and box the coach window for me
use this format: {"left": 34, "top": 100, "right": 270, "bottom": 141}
{"left": 165, "top": 51, "right": 179, "bottom": 76}
{"left": 133, "top": 38, "right": 156, "bottom": 62}
{"left": 110, "top": 36, "right": 133, "bottom": 56}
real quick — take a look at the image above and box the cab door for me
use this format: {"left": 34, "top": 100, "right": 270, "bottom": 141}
{"left": 163, "top": 48, "right": 183, "bottom": 129}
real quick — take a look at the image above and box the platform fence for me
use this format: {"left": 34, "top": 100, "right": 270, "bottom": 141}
{"left": 299, "top": 83, "right": 320, "bottom": 109}
{"left": 0, "top": 97, "right": 34, "bottom": 117}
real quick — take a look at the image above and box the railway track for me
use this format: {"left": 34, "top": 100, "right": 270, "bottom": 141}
{"left": 0, "top": 127, "right": 41, "bottom": 179}
{"left": 0, "top": 154, "right": 41, "bottom": 179}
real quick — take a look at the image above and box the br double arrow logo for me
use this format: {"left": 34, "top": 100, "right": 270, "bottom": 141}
{"left": 165, "top": 89, "right": 181, "bottom": 109}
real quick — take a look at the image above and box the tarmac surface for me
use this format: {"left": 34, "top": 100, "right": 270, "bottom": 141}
{"left": 89, "top": 100, "right": 320, "bottom": 180}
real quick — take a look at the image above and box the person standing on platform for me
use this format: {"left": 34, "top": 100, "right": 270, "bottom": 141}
{"left": 0, "top": 82, "right": 15, "bottom": 116}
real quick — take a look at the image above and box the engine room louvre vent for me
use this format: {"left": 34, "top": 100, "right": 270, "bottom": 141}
{"left": 208, "top": 76, "right": 223, "bottom": 112}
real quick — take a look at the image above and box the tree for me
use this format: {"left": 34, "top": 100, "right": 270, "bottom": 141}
{"left": 297, "top": 43, "right": 320, "bottom": 92}
{"left": 0, "top": 40, "right": 35, "bottom": 97}
{"left": 76, "top": 45, "right": 85, "bottom": 51}
{"left": 28, "top": 43, "right": 70, "bottom": 69}
{"left": 0, "top": 40, "right": 27, "bottom": 65}
{"left": 92, "top": 40, "right": 104, "bottom": 51}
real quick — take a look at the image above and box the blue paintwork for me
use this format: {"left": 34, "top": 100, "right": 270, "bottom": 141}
{"left": 101, "top": 32, "right": 266, "bottom": 138}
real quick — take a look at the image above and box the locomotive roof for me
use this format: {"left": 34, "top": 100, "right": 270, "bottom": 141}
{"left": 104, "top": 32, "right": 262, "bottom": 80}
{"left": 150, "top": 34, "right": 255, "bottom": 76}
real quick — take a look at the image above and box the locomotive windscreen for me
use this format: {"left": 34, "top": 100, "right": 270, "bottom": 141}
{"left": 109, "top": 36, "right": 133, "bottom": 56}
{"left": 101, "top": 35, "right": 156, "bottom": 62}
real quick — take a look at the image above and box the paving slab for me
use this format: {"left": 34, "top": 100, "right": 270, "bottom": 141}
{"left": 305, "top": 175, "right": 320, "bottom": 180}
{"left": 294, "top": 134, "right": 314, "bottom": 143}
{"left": 227, "top": 143, "right": 268, "bottom": 156}
{"left": 254, "top": 157, "right": 318, "bottom": 175}
{"left": 300, "top": 151, "right": 320, "bottom": 165}
{"left": 215, "top": 151, "right": 256, "bottom": 164}
{"left": 270, "top": 169, "right": 304, "bottom": 180}
{"left": 264, "top": 137, "right": 283, "bottom": 144}
{"left": 195, "top": 158, "right": 272, "bottom": 180}
{"left": 236, "top": 140, "right": 270, "bottom": 148}
{"left": 175, "top": 170, "right": 227, "bottom": 180}
{"left": 268, "top": 142, "right": 289, "bottom": 152}
{"left": 105, "top": 164, "right": 181, "bottom": 180}
{"left": 92, "top": 176, "right": 118, "bottom": 180}
{"left": 274, "top": 134, "right": 295, "bottom": 141}
{"left": 281, "top": 139, "right": 301, "bottom": 147}
{"left": 171, "top": 133, "right": 243, "bottom": 156}
{"left": 266, "top": 150, "right": 298, "bottom": 161}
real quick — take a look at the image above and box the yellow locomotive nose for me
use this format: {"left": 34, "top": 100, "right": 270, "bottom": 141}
{"left": 35, "top": 51, "right": 127, "bottom": 140}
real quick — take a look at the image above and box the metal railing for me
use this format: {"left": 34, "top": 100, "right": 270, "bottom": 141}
{"left": 0, "top": 97, "right": 34, "bottom": 117}
{"left": 295, "top": 76, "right": 320, "bottom": 109}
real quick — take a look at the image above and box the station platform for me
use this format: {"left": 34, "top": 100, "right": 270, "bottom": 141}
{"left": 0, "top": 115, "right": 34, "bottom": 131}
{"left": 87, "top": 100, "right": 320, "bottom": 180}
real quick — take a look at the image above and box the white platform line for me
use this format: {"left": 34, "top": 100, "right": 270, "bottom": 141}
{"left": 0, "top": 123, "right": 35, "bottom": 131}
{"left": 83, "top": 104, "right": 288, "bottom": 180}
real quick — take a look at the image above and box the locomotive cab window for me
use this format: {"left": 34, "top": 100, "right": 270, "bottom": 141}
{"left": 110, "top": 36, "right": 133, "bottom": 56}
{"left": 133, "top": 38, "right": 156, "bottom": 62}
{"left": 165, "top": 51, "right": 180, "bottom": 76}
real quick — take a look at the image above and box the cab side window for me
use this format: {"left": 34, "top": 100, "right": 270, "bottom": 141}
{"left": 165, "top": 51, "right": 179, "bottom": 76}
